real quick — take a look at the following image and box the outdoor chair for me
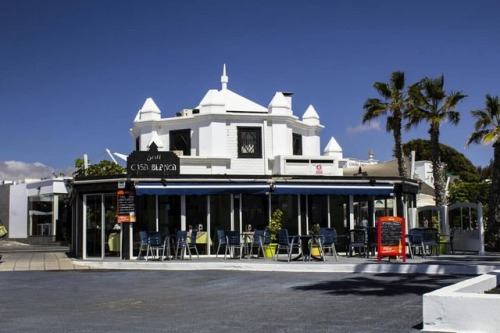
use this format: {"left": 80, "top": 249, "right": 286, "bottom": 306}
{"left": 215, "top": 229, "right": 227, "bottom": 258}
{"left": 188, "top": 230, "right": 200, "bottom": 259}
{"left": 439, "top": 228, "right": 455, "bottom": 254}
{"left": 408, "top": 228, "right": 424, "bottom": 258}
{"left": 367, "top": 227, "right": 378, "bottom": 257}
{"left": 225, "top": 230, "right": 243, "bottom": 259}
{"left": 422, "top": 227, "right": 440, "bottom": 257}
{"left": 249, "top": 229, "right": 265, "bottom": 258}
{"left": 161, "top": 235, "right": 172, "bottom": 261}
{"left": 174, "top": 230, "right": 192, "bottom": 260}
{"left": 275, "top": 229, "right": 300, "bottom": 262}
{"left": 348, "top": 228, "right": 367, "bottom": 257}
{"left": 146, "top": 231, "right": 163, "bottom": 261}
{"left": 138, "top": 230, "right": 149, "bottom": 259}
{"left": 319, "top": 228, "right": 338, "bottom": 261}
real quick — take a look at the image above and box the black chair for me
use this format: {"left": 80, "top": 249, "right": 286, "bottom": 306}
{"left": 319, "top": 228, "right": 338, "bottom": 261}
{"left": 348, "top": 228, "right": 367, "bottom": 257}
{"left": 188, "top": 230, "right": 200, "bottom": 259}
{"left": 174, "top": 230, "right": 192, "bottom": 260}
{"left": 146, "top": 232, "right": 163, "bottom": 261}
{"left": 225, "top": 230, "right": 243, "bottom": 259}
{"left": 215, "top": 230, "right": 227, "bottom": 258}
{"left": 275, "top": 229, "right": 299, "bottom": 262}
{"left": 367, "top": 227, "right": 378, "bottom": 257}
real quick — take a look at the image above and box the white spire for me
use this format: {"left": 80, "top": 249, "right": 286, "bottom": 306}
{"left": 221, "top": 64, "right": 228, "bottom": 90}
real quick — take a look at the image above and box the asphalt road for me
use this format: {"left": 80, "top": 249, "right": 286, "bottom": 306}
{"left": 0, "top": 270, "right": 467, "bottom": 333}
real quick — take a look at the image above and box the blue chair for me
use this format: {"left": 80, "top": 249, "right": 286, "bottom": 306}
{"left": 188, "top": 230, "right": 200, "bottom": 259}
{"left": 319, "top": 228, "right": 338, "bottom": 261}
{"left": 174, "top": 230, "right": 192, "bottom": 260}
{"left": 225, "top": 230, "right": 243, "bottom": 259}
{"left": 215, "top": 230, "right": 227, "bottom": 258}
{"left": 249, "top": 229, "right": 265, "bottom": 258}
{"left": 146, "top": 231, "right": 163, "bottom": 261}
{"left": 162, "top": 235, "right": 172, "bottom": 261}
{"left": 275, "top": 229, "right": 299, "bottom": 262}
{"left": 137, "top": 231, "right": 149, "bottom": 259}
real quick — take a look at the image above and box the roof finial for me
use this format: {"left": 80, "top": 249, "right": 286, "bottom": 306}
{"left": 221, "top": 64, "right": 228, "bottom": 90}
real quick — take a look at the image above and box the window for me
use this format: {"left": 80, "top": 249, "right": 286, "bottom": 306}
{"left": 169, "top": 129, "right": 191, "bottom": 156}
{"left": 135, "top": 137, "right": 140, "bottom": 151}
{"left": 238, "top": 127, "right": 262, "bottom": 158}
{"left": 293, "top": 133, "right": 302, "bottom": 155}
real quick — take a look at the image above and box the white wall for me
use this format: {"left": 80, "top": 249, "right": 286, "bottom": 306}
{"left": 9, "top": 183, "right": 27, "bottom": 238}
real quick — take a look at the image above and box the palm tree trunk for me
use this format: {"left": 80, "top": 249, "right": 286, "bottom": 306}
{"left": 393, "top": 123, "right": 407, "bottom": 178}
{"left": 430, "top": 126, "right": 446, "bottom": 207}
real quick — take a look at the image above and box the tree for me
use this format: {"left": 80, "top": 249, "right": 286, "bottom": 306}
{"left": 467, "top": 94, "right": 500, "bottom": 248}
{"left": 406, "top": 75, "right": 467, "bottom": 206}
{"left": 362, "top": 71, "right": 408, "bottom": 178}
{"left": 402, "top": 139, "right": 480, "bottom": 182}
{"left": 73, "top": 158, "right": 126, "bottom": 178}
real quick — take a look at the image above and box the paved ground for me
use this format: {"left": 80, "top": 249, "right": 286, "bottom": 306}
{"left": 1, "top": 240, "right": 499, "bottom": 275}
{"left": 0, "top": 268, "right": 468, "bottom": 332}
{"left": 1, "top": 240, "right": 499, "bottom": 332}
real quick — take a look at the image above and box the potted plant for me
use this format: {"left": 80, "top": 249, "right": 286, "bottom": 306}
{"left": 309, "top": 223, "right": 322, "bottom": 256}
{"left": 264, "top": 209, "right": 283, "bottom": 258}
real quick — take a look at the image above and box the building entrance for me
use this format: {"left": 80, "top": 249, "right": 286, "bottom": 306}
{"left": 83, "top": 194, "right": 121, "bottom": 259}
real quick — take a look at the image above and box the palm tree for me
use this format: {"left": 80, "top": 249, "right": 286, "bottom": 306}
{"left": 406, "top": 75, "right": 467, "bottom": 206}
{"left": 362, "top": 71, "right": 408, "bottom": 178}
{"left": 467, "top": 94, "right": 500, "bottom": 247}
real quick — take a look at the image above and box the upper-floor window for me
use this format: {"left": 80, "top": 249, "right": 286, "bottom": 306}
{"left": 238, "top": 127, "right": 262, "bottom": 158}
{"left": 169, "top": 129, "right": 191, "bottom": 156}
{"left": 135, "top": 137, "right": 140, "bottom": 151}
{"left": 293, "top": 133, "right": 302, "bottom": 155}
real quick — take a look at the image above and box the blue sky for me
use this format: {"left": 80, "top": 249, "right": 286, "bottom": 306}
{"left": 1, "top": 0, "right": 499, "bottom": 178}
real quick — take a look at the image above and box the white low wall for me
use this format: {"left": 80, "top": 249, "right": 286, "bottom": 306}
{"left": 423, "top": 270, "right": 500, "bottom": 332}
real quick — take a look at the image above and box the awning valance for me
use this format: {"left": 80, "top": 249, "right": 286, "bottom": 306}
{"left": 135, "top": 181, "right": 395, "bottom": 196}
{"left": 273, "top": 182, "right": 394, "bottom": 196}
{"left": 135, "top": 182, "right": 270, "bottom": 196}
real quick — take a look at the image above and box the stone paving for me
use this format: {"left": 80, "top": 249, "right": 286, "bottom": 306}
{"left": 1, "top": 239, "right": 500, "bottom": 274}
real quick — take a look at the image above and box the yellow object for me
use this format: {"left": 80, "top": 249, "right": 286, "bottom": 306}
{"left": 311, "top": 247, "right": 321, "bottom": 256}
{"left": 108, "top": 233, "right": 121, "bottom": 252}
{"left": 264, "top": 244, "right": 277, "bottom": 258}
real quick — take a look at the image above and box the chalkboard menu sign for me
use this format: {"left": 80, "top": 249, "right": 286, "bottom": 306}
{"left": 117, "top": 190, "right": 136, "bottom": 223}
{"left": 377, "top": 216, "right": 406, "bottom": 262}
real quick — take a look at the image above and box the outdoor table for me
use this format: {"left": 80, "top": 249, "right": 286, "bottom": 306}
{"left": 299, "top": 235, "right": 324, "bottom": 261}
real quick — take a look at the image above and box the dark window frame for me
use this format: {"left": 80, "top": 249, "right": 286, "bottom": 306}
{"left": 237, "top": 127, "right": 262, "bottom": 158}
{"left": 293, "top": 133, "right": 302, "bottom": 155}
{"left": 169, "top": 129, "right": 191, "bottom": 156}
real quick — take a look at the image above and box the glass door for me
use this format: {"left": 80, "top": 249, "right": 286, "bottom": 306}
{"left": 84, "top": 194, "right": 120, "bottom": 259}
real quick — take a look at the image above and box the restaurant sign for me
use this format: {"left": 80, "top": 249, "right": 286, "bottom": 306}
{"left": 127, "top": 144, "right": 180, "bottom": 178}
{"left": 377, "top": 216, "right": 406, "bottom": 262}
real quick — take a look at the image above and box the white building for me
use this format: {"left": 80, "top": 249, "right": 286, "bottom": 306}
{"left": 71, "top": 66, "right": 419, "bottom": 260}
{"left": 130, "top": 65, "right": 344, "bottom": 177}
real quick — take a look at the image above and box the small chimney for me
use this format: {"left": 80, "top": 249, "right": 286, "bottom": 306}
{"left": 282, "top": 92, "right": 294, "bottom": 110}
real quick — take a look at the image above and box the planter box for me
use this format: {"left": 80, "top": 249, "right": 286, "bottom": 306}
{"left": 423, "top": 270, "right": 500, "bottom": 332}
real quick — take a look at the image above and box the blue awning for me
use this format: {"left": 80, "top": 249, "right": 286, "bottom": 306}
{"left": 274, "top": 182, "right": 394, "bottom": 196}
{"left": 135, "top": 181, "right": 395, "bottom": 196}
{"left": 135, "top": 182, "right": 270, "bottom": 196}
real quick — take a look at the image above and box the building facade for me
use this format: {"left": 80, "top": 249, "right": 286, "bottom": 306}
{"left": 71, "top": 66, "right": 419, "bottom": 259}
